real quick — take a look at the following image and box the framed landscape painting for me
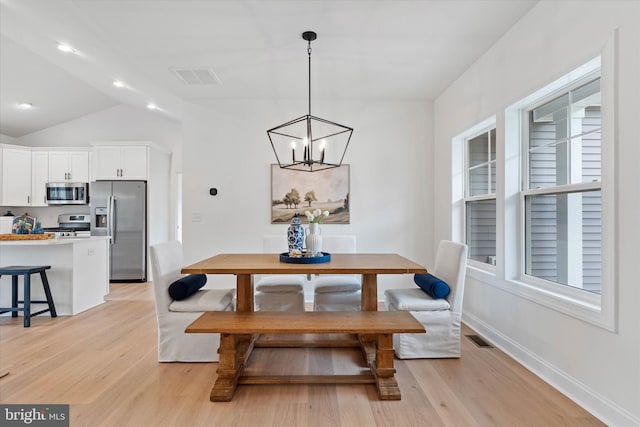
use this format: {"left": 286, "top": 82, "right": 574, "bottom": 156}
{"left": 271, "top": 164, "right": 350, "bottom": 224}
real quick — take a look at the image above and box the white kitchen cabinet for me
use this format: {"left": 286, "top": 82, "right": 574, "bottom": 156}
{"left": 31, "top": 151, "right": 49, "bottom": 206}
{"left": 49, "top": 151, "right": 89, "bottom": 182}
{"left": 93, "top": 145, "right": 147, "bottom": 180}
{"left": 1, "top": 146, "right": 32, "bottom": 206}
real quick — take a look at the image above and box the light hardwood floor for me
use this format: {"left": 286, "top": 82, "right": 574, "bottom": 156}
{"left": 0, "top": 283, "right": 604, "bottom": 427}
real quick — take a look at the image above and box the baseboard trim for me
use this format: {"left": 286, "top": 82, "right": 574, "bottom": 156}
{"left": 462, "top": 312, "right": 640, "bottom": 427}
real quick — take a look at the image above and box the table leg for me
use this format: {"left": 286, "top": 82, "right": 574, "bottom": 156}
{"left": 235, "top": 274, "right": 253, "bottom": 312}
{"left": 359, "top": 274, "right": 378, "bottom": 358}
{"left": 209, "top": 274, "right": 256, "bottom": 401}
{"left": 235, "top": 274, "right": 256, "bottom": 363}
{"left": 371, "top": 333, "right": 401, "bottom": 400}
{"left": 361, "top": 274, "right": 378, "bottom": 311}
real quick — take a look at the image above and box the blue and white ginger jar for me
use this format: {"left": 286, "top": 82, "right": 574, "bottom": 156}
{"left": 287, "top": 214, "right": 304, "bottom": 252}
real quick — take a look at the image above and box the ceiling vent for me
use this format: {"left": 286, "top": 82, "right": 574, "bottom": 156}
{"left": 170, "top": 67, "right": 222, "bottom": 85}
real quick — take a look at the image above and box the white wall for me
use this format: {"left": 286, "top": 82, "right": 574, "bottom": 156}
{"left": 433, "top": 1, "right": 639, "bottom": 426}
{"left": 0, "top": 134, "right": 17, "bottom": 144}
{"left": 17, "top": 104, "right": 180, "bottom": 152}
{"left": 181, "top": 98, "right": 433, "bottom": 294}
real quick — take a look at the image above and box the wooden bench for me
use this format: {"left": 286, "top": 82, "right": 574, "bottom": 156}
{"left": 186, "top": 311, "right": 425, "bottom": 401}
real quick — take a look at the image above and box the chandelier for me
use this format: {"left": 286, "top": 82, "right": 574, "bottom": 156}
{"left": 268, "top": 31, "right": 353, "bottom": 172}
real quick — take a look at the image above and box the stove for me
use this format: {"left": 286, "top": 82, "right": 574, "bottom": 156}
{"left": 43, "top": 214, "right": 91, "bottom": 238}
{"left": 44, "top": 229, "right": 91, "bottom": 238}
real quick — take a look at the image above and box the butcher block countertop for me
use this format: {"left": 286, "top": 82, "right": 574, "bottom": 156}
{"left": 0, "top": 235, "right": 110, "bottom": 245}
{"left": 0, "top": 233, "right": 54, "bottom": 241}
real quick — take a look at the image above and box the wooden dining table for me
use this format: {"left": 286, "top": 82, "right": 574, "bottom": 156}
{"left": 182, "top": 253, "right": 428, "bottom": 401}
{"left": 182, "top": 253, "right": 427, "bottom": 312}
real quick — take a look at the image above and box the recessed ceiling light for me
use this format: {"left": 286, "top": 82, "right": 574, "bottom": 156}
{"left": 17, "top": 103, "right": 34, "bottom": 109}
{"left": 113, "top": 80, "right": 125, "bottom": 88}
{"left": 147, "top": 103, "right": 157, "bottom": 110}
{"left": 57, "top": 43, "right": 77, "bottom": 54}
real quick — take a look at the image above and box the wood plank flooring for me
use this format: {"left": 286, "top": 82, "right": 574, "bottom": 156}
{"left": 0, "top": 283, "right": 604, "bottom": 427}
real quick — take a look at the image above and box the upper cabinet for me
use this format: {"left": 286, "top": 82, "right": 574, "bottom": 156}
{"left": 93, "top": 145, "right": 148, "bottom": 180}
{"left": 1, "top": 145, "right": 32, "bottom": 206}
{"left": 31, "top": 151, "right": 49, "bottom": 207}
{"left": 49, "top": 151, "right": 89, "bottom": 182}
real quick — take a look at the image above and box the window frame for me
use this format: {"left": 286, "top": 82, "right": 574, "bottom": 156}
{"left": 464, "top": 126, "right": 498, "bottom": 268}
{"left": 501, "top": 51, "right": 617, "bottom": 331}
{"left": 521, "top": 74, "right": 602, "bottom": 293}
{"left": 453, "top": 117, "right": 498, "bottom": 273}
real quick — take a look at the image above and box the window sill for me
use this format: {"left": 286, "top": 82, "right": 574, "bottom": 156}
{"left": 466, "top": 267, "right": 615, "bottom": 332}
{"left": 467, "top": 259, "right": 497, "bottom": 274}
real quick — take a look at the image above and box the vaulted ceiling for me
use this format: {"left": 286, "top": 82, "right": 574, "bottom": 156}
{"left": 0, "top": 0, "right": 537, "bottom": 138}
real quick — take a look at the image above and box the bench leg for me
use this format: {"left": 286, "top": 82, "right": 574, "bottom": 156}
{"left": 40, "top": 271, "right": 57, "bottom": 317}
{"left": 371, "top": 333, "right": 401, "bottom": 400}
{"left": 210, "top": 333, "right": 256, "bottom": 402}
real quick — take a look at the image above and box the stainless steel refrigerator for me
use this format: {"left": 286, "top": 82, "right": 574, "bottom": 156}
{"left": 90, "top": 181, "right": 147, "bottom": 282}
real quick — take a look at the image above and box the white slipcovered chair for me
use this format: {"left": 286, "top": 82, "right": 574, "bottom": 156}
{"left": 384, "top": 240, "right": 467, "bottom": 359}
{"left": 150, "top": 240, "right": 235, "bottom": 362}
{"left": 254, "top": 236, "right": 305, "bottom": 312}
{"left": 313, "top": 235, "right": 361, "bottom": 311}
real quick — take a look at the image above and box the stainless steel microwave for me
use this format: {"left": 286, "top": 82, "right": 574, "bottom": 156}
{"left": 45, "top": 182, "right": 89, "bottom": 205}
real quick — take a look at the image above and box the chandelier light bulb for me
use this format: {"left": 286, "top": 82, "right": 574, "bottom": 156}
{"left": 320, "top": 139, "right": 326, "bottom": 163}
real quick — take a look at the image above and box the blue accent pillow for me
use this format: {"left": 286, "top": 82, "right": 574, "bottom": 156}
{"left": 168, "top": 274, "right": 207, "bottom": 300}
{"left": 414, "top": 274, "right": 450, "bottom": 299}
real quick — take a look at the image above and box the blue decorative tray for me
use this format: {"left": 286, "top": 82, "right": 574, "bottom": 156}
{"left": 279, "top": 252, "right": 331, "bottom": 264}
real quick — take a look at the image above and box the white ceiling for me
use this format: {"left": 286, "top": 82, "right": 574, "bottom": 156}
{"left": 0, "top": 0, "right": 537, "bottom": 138}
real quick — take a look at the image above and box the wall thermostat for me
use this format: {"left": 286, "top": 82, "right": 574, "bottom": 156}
{"left": 209, "top": 188, "right": 218, "bottom": 196}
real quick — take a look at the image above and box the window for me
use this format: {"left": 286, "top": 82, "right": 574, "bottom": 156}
{"left": 523, "top": 77, "right": 602, "bottom": 294}
{"left": 465, "top": 127, "right": 497, "bottom": 266}
{"left": 454, "top": 53, "right": 615, "bottom": 330}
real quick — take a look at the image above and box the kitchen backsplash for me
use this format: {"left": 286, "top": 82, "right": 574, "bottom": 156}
{"left": 1, "top": 205, "right": 90, "bottom": 228}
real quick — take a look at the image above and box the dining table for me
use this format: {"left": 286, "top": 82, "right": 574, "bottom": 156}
{"left": 182, "top": 253, "right": 427, "bottom": 312}
{"left": 182, "top": 252, "right": 428, "bottom": 401}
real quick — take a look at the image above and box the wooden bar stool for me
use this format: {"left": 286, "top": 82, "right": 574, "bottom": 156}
{"left": 0, "top": 265, "right": 57, "bottom": 327}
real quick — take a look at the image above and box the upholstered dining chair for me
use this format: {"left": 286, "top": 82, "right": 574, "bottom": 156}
{"left": 384, "top": 240, "right": 467, "bottom": 358}
{"left": 254, "top": 235, "right": 306, "bottom": 311}
{"left": 150, "top": 241, "right": 235, "bottom": 362}
{"left": 313, "top": 235, "right": 361, "bottom": 311}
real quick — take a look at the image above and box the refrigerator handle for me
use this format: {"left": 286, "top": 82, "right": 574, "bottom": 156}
{"left": 109, "top": 195, "right": 116, "bottom": 245}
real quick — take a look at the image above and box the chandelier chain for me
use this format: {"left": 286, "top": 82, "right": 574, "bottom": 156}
{"left": 308, "top": 39, "right": 312, "bottom": 117}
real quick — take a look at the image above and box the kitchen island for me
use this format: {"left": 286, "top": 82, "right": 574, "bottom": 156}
{"left": 0, "top": 236, "right": 110, "bottom": 316}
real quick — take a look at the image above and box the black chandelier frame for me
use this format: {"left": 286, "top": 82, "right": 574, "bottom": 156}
{"left": 268, "top": 31, "right": 353, "bottom": 172}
